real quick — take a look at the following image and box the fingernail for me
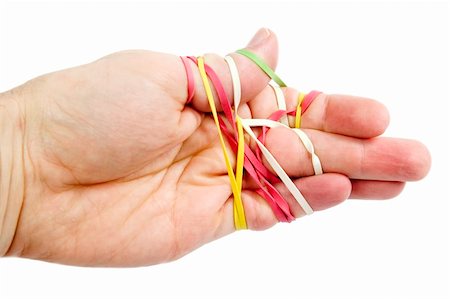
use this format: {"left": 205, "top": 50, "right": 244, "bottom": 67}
{"left": 247, "top": 28, "right": 271, "bottom": 48}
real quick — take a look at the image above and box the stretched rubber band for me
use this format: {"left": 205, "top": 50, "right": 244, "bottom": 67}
{"left": 266, "top": 85, "right": 322, "bottom": 175}
{"left": 187, "top": 56, "right": 237, "bottom": 133}
{"left": 240, "top": 119, "right": 314, "bottom": 215}
{"left": 295, "top": 93, "right": 305, "bottom": 128}
{"left": 181, "top": 52, "right": 322, "bottom": 224}
{"left": 287, "top": 90, "right": 322, "bottom": 119}
{"left": 219, "top": 117, "right": 294, "bottom": 222}
{"left": 196, "top": 56, "right": 291, "bottom": 223}
{"left": 259, "top": 84, "right": 323, "bottom": 176}
{"left": 301, "top": 90, "right": 321, "bottom": 113}
{"left": 293, "top": 129, "right": 323, "bottom": 175}
{"left": 224, "top": 56, "right": 241, "bottom": 119}
{"left": 269, "top": 81, "right": 289, "bottom": 126}
{"left": 225, "top": 55, "right": 296, "bottom": 222}
{"left": 235, "top": 117, "right": 245, "bottom": 227}
{"left": 226, "top": 53, "right": 321, "bottom": 215}
{"left": 197, "top": 57, "right": 247, "bottom": 230}
{"left": 236, "top": 49, "right": 286, "bottom": 87}
{"left": 180, "top": 56, "right": 195, "bottom": 104}
{"left": 196, "top": 56, "right": 246, "bottom": 227}
{"left": 243, "top": 119, "right": 323, "bottom": 176}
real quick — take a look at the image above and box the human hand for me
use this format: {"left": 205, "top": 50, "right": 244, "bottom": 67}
{"left": 1, "top": 29, "right": 431, "bottom": 266}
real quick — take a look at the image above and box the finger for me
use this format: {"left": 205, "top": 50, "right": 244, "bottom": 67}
{"left": 219, "top": 173, "right": 351, "bottom": 232}
{"left": 183, "top": 28, "right": 279, "bottom": 112}
{"left": 248, "top": 87, "right": 390, "bottom": 138}
{"left": 264, "top": 127, "right": 431, "bottom": 181}
{"left": 304, "top": 94, "right": 390, "bottom": 138}
{"left": 349, "top": 180, "right": 406, "bottom": 199}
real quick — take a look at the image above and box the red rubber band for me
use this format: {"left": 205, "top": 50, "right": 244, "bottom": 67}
{"left": 218, "top": 101, "right": 295, "bottom": 222}
{"left": 181, "top": 56, "right": 297, "bottom": 222}
{"left": 287, "top": 90, "right": 322, "bottom": 117}
{"left": 180, "top": 56, "right": 195, "bottom": 104}
{"left": 187, "top": 56, "right": 236, "bottom": 133}
{"left": 301, "top": 90, "right": 322, "bottom": 113}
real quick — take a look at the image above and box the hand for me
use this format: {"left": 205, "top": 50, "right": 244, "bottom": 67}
{"left": 3, "top": 29, "right": 431, "bottom": 266}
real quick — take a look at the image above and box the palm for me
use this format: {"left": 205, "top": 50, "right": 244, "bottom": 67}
{"left": 18, "top": 51, "right": 236, "bottom": 266}
{"left": 8, "top": 30, "right": 430, "bottom": 266}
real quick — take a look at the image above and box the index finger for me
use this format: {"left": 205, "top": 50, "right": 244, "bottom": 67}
{"left": 248, "top": 89, "right": 390, "bottom": 139}
{"left": 304, "top": 93, "right": 390, "bottom": 138}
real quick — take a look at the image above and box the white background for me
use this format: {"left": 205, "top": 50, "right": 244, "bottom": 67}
{"left": 0, "top": 1, "right": 449, "bottom": 298}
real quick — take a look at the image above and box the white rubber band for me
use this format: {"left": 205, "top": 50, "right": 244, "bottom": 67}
{"left": 224, "top": 55, "right": 321, "bottom": 215}
{"left": 293, "top": 129, "right": 323, "bottom": 175}
{"left": 240, "top": 119, "right": 313, "bottom": 215}
{"left": 269, "top": 80, "right": 289, "bottom": 126}
{"left": 268, "top": 79, "right": 323, "bottom": 176}
{"left": 242, "top": 119, "right": 323, "bottom": 176}
{"left": 224, "top": 55, "right": 241, "bottom": 118}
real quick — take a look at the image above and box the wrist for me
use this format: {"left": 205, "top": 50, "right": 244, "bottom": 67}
{"left": 0, "top": 89, "right": 25, "bottom": 257}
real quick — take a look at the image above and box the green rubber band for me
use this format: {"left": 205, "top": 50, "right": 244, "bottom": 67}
{"left": 236, "top": 48, "right": 286, "bottom": 87}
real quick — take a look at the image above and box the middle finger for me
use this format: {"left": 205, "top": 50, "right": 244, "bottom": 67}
{"left": 263, "top": 127, "right": 430, "bottom": 181}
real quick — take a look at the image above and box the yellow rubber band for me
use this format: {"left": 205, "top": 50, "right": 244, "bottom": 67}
{"left": 235, "top": 118, "right": 244, "bottom": 192}
{"left": 295, "top": 93, "right": 305, "bottom": 129}
{"left": 234, "top": 117, "right": 246, "bottom": 229}
{"left": 197, "top": 57, "right": 247, "bottom": 230}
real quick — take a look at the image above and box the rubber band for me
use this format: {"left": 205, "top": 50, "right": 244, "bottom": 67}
{"left": 240, "top": 119, "right": 314, "bottom": 215}
{"left": 181, "top": 51, "right": 323, "bottom": 225}
{"left": 295, "top": 93, "right": 305, "bottom": 128}
{"left": 243, "top": 118, "right": 323, "bottom": 176}
{"left": 196, "top": 55, "right": 294, "bottom": 224}
{"left": 266, "top": 84, "right": 322, "bottom": 175}
{"left": 287, "top": 90, "right": 321, "bottom": 120}
{"left": 225, "top": 56, "right": 295, "bottom": 222}
{"left": 293, "top": 129, "right": 323, "bottom": 175}
{"left": 224, "top": 56, "right": 241, "bottom": 119}
{"left": 235, "top": 117, "right": 245, "bottom": 217}
{"left": 301, "top": 90, "right": 321, "bottom": 113}
{"left": 187, "top": 56, "right": 237, "bottom": 133}
{"left": 224, "top": 55, "right": 245, "bottom": 220}
{"left": 219, "top": 117, "right": 295, "bottom": 222}
{"left": 236, "top": 49, "right": 286, "bottom": 87}
{"left": 198, "top": 56, "right": 246, "bottom": 228}
{"left": 226, "top": 53, "right": 321, "bottom": 215}
{"left": 269, "top": 81, "right": 289, "bottom": 126}
{"left": 197, "top": 57, "right": 247, "bottom": 230}
{"left": 180, "top": 56, "right": 195, "bottom": 104}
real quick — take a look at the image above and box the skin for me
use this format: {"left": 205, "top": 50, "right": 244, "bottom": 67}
{"left": 1, "top": 29, "right": 431, "bottom": 267}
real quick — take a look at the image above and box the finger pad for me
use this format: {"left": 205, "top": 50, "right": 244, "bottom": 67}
{"left": 350, "top": 180, "right": 406, "bottom": 199}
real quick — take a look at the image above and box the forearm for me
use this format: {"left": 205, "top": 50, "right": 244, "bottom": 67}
{"left": 0, "top": 89, "right": 25, "bottom": 256}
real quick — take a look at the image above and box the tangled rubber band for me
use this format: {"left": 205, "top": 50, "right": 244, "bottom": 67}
{"left": 196, "top": 57, "right": 247, "bottom": 230}
{"left": 225, "top": 55, "right": 296, "bottom": 222}
{"left": 269, "top": 81, "right": 289, "bottom": 126}
{"left": 180, "top": 49, "right": 323, "bottom": 229}
{"left": 235, "top": 50, "right": 323, "bottom": 182}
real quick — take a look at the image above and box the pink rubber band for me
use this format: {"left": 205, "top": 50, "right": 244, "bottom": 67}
{"left": 301, "top": 90, "right": 321, "bottom": 113}
{"left": 220, "top": 118, "right": 294, "bottom": 222}
{"left": 287, "top": 90, "right": 322, "bottom": 116}
{"left": 196, "top": 58, "right": 297, "bottom": 221}
{"left": 180, "top": 56, "right": 195, "bottom": 104}
{"left": 181, "top": 56, "right": 297, "bottom": 222}
{"left": 187, "top": 56, "right": 236, "bottom": 133}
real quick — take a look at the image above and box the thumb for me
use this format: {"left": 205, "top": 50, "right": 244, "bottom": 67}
{"left": 185, "top": 28, "right": 279, "bottom": 112}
